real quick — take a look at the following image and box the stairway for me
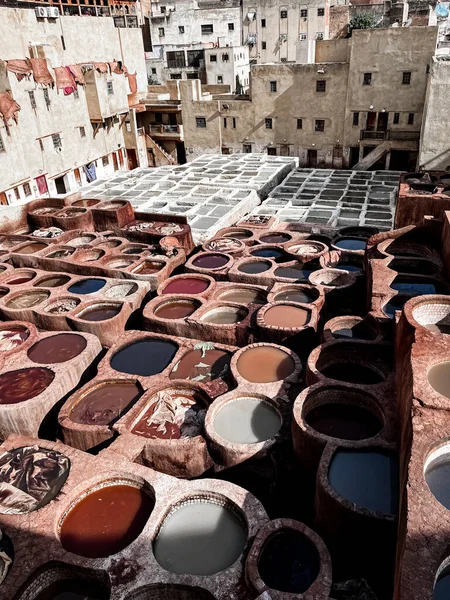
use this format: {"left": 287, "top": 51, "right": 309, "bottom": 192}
{"left": 352, "top": 140, "right": 393, "bottom": 171}
{"left": 145, "top": 134, "right": 177, "bottom": 166}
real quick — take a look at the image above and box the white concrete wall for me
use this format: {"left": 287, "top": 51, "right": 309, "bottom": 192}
{"left": 205, "top": 46, "right": 250, "bottom": 90}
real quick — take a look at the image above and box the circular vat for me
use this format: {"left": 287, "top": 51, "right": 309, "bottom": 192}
{"left": 309, "top": 269, "right": 353, "bottom": 288}
{"left": 14, "top": 242, "right": 48, "bottom": 254}
{"left": 307, "top": 233, "right": 331, "bottom": 246}
{"left": 383, "top": 294, "right": 411, "bottom": 319}
{"left": 71, "top": 198, "right": 101, "bottom": 208}
{"left": 0, "top": 286, "right": 8, "bottom": 299}
{"left": 434, "top": 560, "right": 450, "bottom": 600}
{"left": 259, "top": 232, "right": 291, "bottom": 244}
{"left": 68, "top": 279, "right": 106, "bottom": 295}
{"left": 0, "top": 446, "right": 70, "bottom": 514}
{"left": 200, "top": 305, "right": 248, "bottom": 325}
{"left": 6, "top": 290, "right": 50, "bottom": 310}
{"left": 332, "top": 237, "right": 367, "bottom": 252}
{"left": 237, "top": 345, "right": 296, "bottom": 384}
{"left": 98, "top": 200, "right": 127, "bottom": 210}
{"left": 390, "top": 258, "right": 440, "bottom": 276}
{"left": 56, "top": 207, "right": 86, "bottom": 218}
{"left": 4, "top": 271, "right": 36, "bottom": 285}
{"left": 34, "top": 274, "right": 71, "bottom": 288}
{"left": 325, "top": 317, "right": 378, "bottom": 341}
{"left": 328, "top": 448, "right": 399, "bottom": 514}
{"left": 31, "top": 206, "right": 60, "bottom": 216}
{"left": 123, "top": 245, "right": 147, "bottom": 255}
{"left": 59, "top": 480, "right": 154, "bottom": 558}
{"left": 303, "top": 386, "right": 383, "bottom": 441}
{"left": 45, "top": 297, "right": 80, "bottom": 314}
{"left": 263, "top": 304, "right": 311, "bottom": 328}
{"left": 105, "top": 283, "right": 138, "bottom": 299}
{"left": 76, "top": 303, "right": 122, "bottom": 322}
{"left": 204, "top": 237, "right": 245, "bottom": 254}
{"left": 67, "top": 234, "right": 97, "bottom": 247}
{"left": 104, "top": 256, "right": 137, "bottom": 270}
{"left": 274, "top": 262, "right": 319, "bottom": 281}
{"left": 131, "top": 385, "right": 207, "bottom": 440}
{"left": 70, "top": 380, "right": 142, "bottom": 426}
{"left": 76, "top": 249, "right": 105, "bottom": 262}
{"left": 427, "top": 362, "right": 450, "bottom": 399}
{"left": 154, "top": 299, "right": 200, "bottom": 320}
{"left": 216, "top": 287, "right": 267, "bottom": 304}
{"left": 258, "top": 529, "right": 320, "bottom": 594}
{"left": 412, "top": 298, "right": 450, "bottom": 335}
{"left": 110, "top": 338, "right": 178, "bottom": 377}
{"left": 162, "top": 277, "right": 210, "bottom": 295}
{"left": 315, "top": 343, "right": 389, "bottom": 384}
{"left": 286, "top": 241, "right": 327, "bottom": 258}
{"left": 132, "top": 261, "right": 165, "bottom": 275}
{"left": 125, "top": 584, "right": 215, "bottom": 600}
{"left": 213, "top": 395, "right": 282, "bottom": 444}
{"left": 390, "top": 276, "right": 442, "bottom": 296}
{"left": 273, "top": 286, "right": 319, "bottom": 304}
{"left": 0, "top": 368, "right": 54, "bottom": 404}
{"left": 45, "top": 247, "right": 76, "bottom": 259}
{"left": 28, "top": 334, "right": 87, "bottom": 364}
{"left": 405, "top": 171, "right": 437, "bottom": 192}
{"left": 192, "top": 253, "right": 230, "bottom": 270}
{"left": 338, "top": 226, "right": 377, "bottom": 239}
{"left": 169, "top": 347, "right": 231, "bottom": 382}
{"left": 0, "top": 325, "right": 30, "bottom": 353}
{"left": 238, "top": 260, "right": 272, "bottom": 274}
{"left": 34, "top": 576, "right": 109, "bottom": 600}
{"left": 222, "top": 228, "right": 253, "bottom": 240}
{"left": 153, "top": 495, "right": 247, "bottom": 575}
{"left": 250, "top": 247, "right": 290, "bottom": 263}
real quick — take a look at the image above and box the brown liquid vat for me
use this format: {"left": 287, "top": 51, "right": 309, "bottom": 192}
{"left": 255, "top": 301, "right": 318, "bottom": 346}
{"left": 68, "top": 301, "right": 130, "bottom": 348}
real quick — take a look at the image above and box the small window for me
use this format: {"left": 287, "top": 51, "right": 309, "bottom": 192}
{"left": 152, "top": 68, "right": 157, "bottom": 74}
{"left": 217, "top": 75, "right": 223, "bottom": 84}
{"left": 270, "top": 81, "right": 277, "bottom": 92}
{"left": 300, "top": 33, "right": 307, "bottom": 41}
{"left": 280, "top": 9, "right": 288, "bottom": 18}
{"left": 316, "top": 80, "right": 326, "bottom": 92}
{"left": 223, "top": 117, "right": 227, "bottom": 128}
{"left": 52, "top": 133, "right": 62, "bottom": 150}
{"left": 14, "top": 187, "right": 20, "bottom": 201}
{"left": 170, "top": 73, "right": 182, "bottom": 79}
{"left": 43, "top": 88, "right": 51, "bottom": 108}
{"left": 107, "top": 81, "right": 114, "bottom": 95}
{"left": 315, "top": 119, "right": 325, "bottom": 132}
{"left": 232, "top": 117, "right": 236, "bottom": 128}
{"left": 317, "top": 7, "right": 325, "bottom": 16}
{"left": 228, "top": 22, "right": 234, "bottom": 30}
{"left": 243, "top": 143, "right": 252, "bottom": 153}
{"left": 79, "top": 126, "right": 86, "bottom": 138}
{"left": 102, "top": 156, "right": 109, "bottom": 167}
{"left": 73, "top": 88, "right": 79, "bottom": 100}
{"left": 408, "top": 112, "right": 414, "bottom": 125}
{"left": 363, "top": 72, "right": 372, "bottom": 86}
{"left": 265, "top": 118, "right": 273, "bottom": 129}
{"left": 301, "top": 8, "right": 308, "bottom": 17}
{"left": 353, "top": 112, "right": 359, "bottom": 126}
{"left": 201, "top": 24, "right": 214, "bottom": 34}
{"left": 402, "top": 71, "right": 411, "bottom": 85}
{"left": 280, "top": 58, "right": 287, "bottom": 63}
{"left": 267, "top": 147, "right": 277, "bottom": 155}
{"left": 23, "top": 182, "right": 32, "bottom": 197}
{"left": 393, "top": 112, "right": 400, "bottom": 125}
{"left": 316, "top": 32, "right": 324, "bottom": 40}
{"left": 196, "top": 117, "right": 207, "bottom": 128}
{"left": 187, "top": 72, "right": 198, "bottom": 79}
{"left": 222, "top": 147, "right": 231, "bottom": 155}
{"left": 210, "top": 54, "right": 217, "bottom": 62}
{"left": 262, "top": 41, "right": 267, "bottom": 49}
{"left": 297, "top": 118, "right": 302, "bottom": 129}
{"left": 39, "top": 139, "right": 44, "bottom": 152}
{"left": 261, "top": 18, "right": 266, "bottom": 27}
{"left": 160, "top": 6, "right": 166, "bottom": 12}
{"left": 28, "top": 91, "right": 36, "bottom": 109}
{"left": 426, "top": 64, "right": 430, "bottom": 74}
{"left": 158, "top": 27, "right": 165, "bottom": 36}
{"left": 179, "top": 25, "right": 185, "bottom": 33}
{"left": 222, "top": 53, "right": 229, "bottom": 61}
{"left": 0, "top": 133, "right": 4, "bottom": 153}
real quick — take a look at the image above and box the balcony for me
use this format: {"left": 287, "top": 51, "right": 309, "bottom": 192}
{"left": 148, "top": 124, "right": 183, "bottom": 140}
{"left": 361, "top": 130, "right": 420, "bottom": 142}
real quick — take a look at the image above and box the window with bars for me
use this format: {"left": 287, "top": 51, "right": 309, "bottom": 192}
{"left": 222, "top": 53, "right": 229, "bottom": 62}
{"left": 43, "top": 88, "right": 51, "bottom": 108}
{"left": 79, "top": 126, "right": 86, "bottom": 138}
{"left": 270, "top": 81, "right": 277, "bottom": 92}
{"left": 316, "top": 32, "right": 324, "bottom": 40}
{"left": 107, "top": 81, "right": 114, "bottom": 95}
{"left": 52, "top": 133, "right": 62, "bottom": 150}
{"left": 402, "top": 71, "right": 411, "bottom": 85}
{"left": 363, "top": 72, "right": 372, "bottom": 86}
{"left": 201, "top": 24, "right": 214, "bottom": 34}
{"left": 300, "top": 33, "right": 307, "bottom": 40}
{"left": 353, "top": 112, "right": 359, "bottom": 126}
{"left": 167, "top": 51, "right": 186, "bottom": 68}
{"left": 393, "top": 112, "right": 400, "bottom": 124}
{"left": 408, "top": 112, "right": 414, "bottom": 125}
{"left": 265, "top": 118, "right": 273, "bottom": 129}
{"left": 315, "top": 119, "right": 325, "bottom": 132}
{"left": 28, "top": 91, "right": 36, "bottom": 109}
{"left": 297, "top": 118, "right": 302, "bottom": 129}
{"left": 196, "top": 117, "right": 206, "bottom": 128}
{"left": 317, "top": 7, "right": 325, "bottom": 16}
{"left": 170, "top": 73, "right": 182, "bottom": 79}
{"left": 316, "top": 80, "right": 326, "bottom": 92}
{"left": 228, "top": 22, "right": 234, "bottom": 30}
{"left": 14, "top": 188, "right": 20, "bottom": 201}
{"left": 280, "top": 9, "right": 288, "bottom": 18}
{"left": 158, "top": 27, "right": 165, "bottom": 36}
{"left": 23, "top": 183, "right": 32, "bottom": 197}
{"left": 301, "top": 8, "right": 308, "bottom": 17}
{"left": 210, "top": 54, "right": 217, "bottom": 62}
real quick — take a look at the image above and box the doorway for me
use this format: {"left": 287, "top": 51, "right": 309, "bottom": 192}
{"left": 127, "top": 149, "right": 138, "bottom": 170}
{"left": 243, "top": 143, "right": 252, "bottom": 153}
{"left": 176, "top": 142, "right": 186, "bottom": 164}
{"left": 307, "top": 149, "right": 317, "bottom": 167}
{"left": 74, "top": 168, "right": 82, "bottom": 186}
{"left": 267, "top": 147, "right": 277, "bottom": 156}
{"left": 169, "top": 113, "right": 177, "bottom": 127}
{"left": 55, "top": 176, "right": 66, "bottom": 194}
{"left": 390, "top": 150, "right": 417, "bottom": 171}
{"left": 118, "top": 149, "right": 125, "bottom": 167}
{"left": 280, "top": 145, "right": 289, "bottom": 157}
{"left": 349, "top": 147, "right": 359, "bottom": 168}
{"left": 377, "top": 112, "right": 389, "bottom": 131}
{"left": 112, "top": 152, "right": 119, "bottom": 171}
{"left": 366, "top": 112, "right": 376, "bottom": 131}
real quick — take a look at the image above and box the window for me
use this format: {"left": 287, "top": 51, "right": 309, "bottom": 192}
{"left": 262, "top": 42, "right": 267, "bottom": 49}
{"left": 243, "top": 143, "right": 252, "bottom": 153}
{"left": 393, "top": 112, "right": 400, "bottom": 125}
{"left": 316, "top": 80, "right": 326, "bottom": 92}
{"left": 408, "top": 112, "right": 414, "bottom": 125}
{"left": 210, "top": 54, "right": 217, "bottom": 62}
{"left": 201, "top": 24, "right": 214, "bottom": 34}
{"left": 300, "top": 33, "right": 307, "bottom": 41}
{"left": 297, "top": 118, "right": 302, "bottom": 129}
{"left": 222, "top": 53, "right": 229, "bottom": 62}
{"left": 267, "top": 147, "right": 277, "bottom": 155}
{"left": 315, "top": 119, "right": 325, "bottom": 132}
{"left": 170, "top": 73, "right": 182, "bottom": 79}
{"left": 187, "top": 72, "right": 198, "bottom": 79}
{"left": 280, "top": 9, "right": 288, "bottom": 18}
{"left": 160, "top": 6, "right": 166, "bottom": 12}
{"left": 73, "top": 88, "right": 79, "bottom": 100}
{"left": 167, "top": 50, "right": 186, "bottom": 68}
{"left": 270, "top": 81, "right": 277, "bottom": 92}
{"left": 158, "top": 27, "right": 165, "bottom": 36}
{"left": 179, "top": 25, "right": 185, "bottom": 33}
{"left": 196, "top": 117, "right": 206, "bottom": 128}
{"left": 39, "top": 139, "right": 44, "bottom": 152}
{"left": 102, "top": 156, "right": 109, "bottom": 167}
{"left": 280, "top": 57, "right": 287, "bottom": 63}
{"left": 107, "top": 81, "right": 114, "bottom": 95}
{"left": 14, "top": 188, "right": 20, "bottom": 201}
{"left": 187, "top": 49, "right": 204, "bottom": 67}
{"left": 79, "top": 126, "right": 86, "bottom": 138}
{"left": 316, "top": 32, "right": 324, "bottom": 40}
{"left": 52, "top": 133, "right": 62, "bottom": 150}
{"left": 228, "top": 22, "right": 234, "bottom": 30}
{"left": 265, "top": 118, "right": 273, "bottom": 129}
{"left": 43, "top": 88, "right": 51, "bottom": 108}
{"left": 152, "top": 68, "right": 157, "bottom": 74}
{"left": 402, "top": 71, "right": 411, "bottom": 85}
{"left": 317, "top": 7, "right": 325, "bottom": 16}
{"left": 217, "top": 75, "right": 223, "bottom": 84}
{"left": 232, "top": 117, "right": 236, "bottom": 128}
{"left": 223, "top": 117, "right": 227, "bottom": 128}
{"left": 23, "top": 183, "right": 32, "bottom": 197}
{"left": 363, "top": 72, "right": 372, "bottom": 86}
{"left": 261, "top": 18, "right": 266, "bottom": 27}
{"left": 28, "top": 91, "right": 36, "bottom": 109}
{"left": 0, "top": 133, "right": 4, "bottom": 153}
{"left": 353, "top": 112, "right": 359, "bottom": 126}
{"left": 301, "top": 8, "right": 308, "bottom": 17}
{"left": 222, "top": 147, "right": 231, "bottom": 154}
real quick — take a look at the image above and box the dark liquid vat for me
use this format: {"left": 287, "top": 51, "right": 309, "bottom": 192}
{"left": 306, "top": 403, "right": 382, "bottom": 440}
{"left": 34, "top": 579, "right": 108, "bottom": 600}
{"left": 334, "top": 238, "right": 367, "bottom": 251}
{"left": 0, "top": 368, "right": 55, "bottom": 404}
{"left": 169, "top": 348, "right": 231, "bottom": 382}
{"left": 390, "top": 259, "right": 438, "bottom": 276}
{"left": 321, "top": 362, "right": 384, "bottom": 384}
{"left": 111, "top": 339, "right": 178, "bottom": 376}
{"left": 70, "top": 382, "right": 141, "bottom": 425}
{"left": 392, "top": 280, "right": 437, "bottom": 295}
{"left": 223, "top": 229, "right": 252, "bottom": 239}
{"left": 383, "top": 296, "right": 409, "bottom": 318}
{"left": 329, "top": 449, "right": 399, "bottom": 514}
{"left": 258, "top": 530, "right": 320, "bottom": 593}
{"left": 260, "top": 233, "right": 290, "bottom": 244}
{"left": 434, "top": 566, "right": 450, "bottom": 600}
{"left": 123, "top": 247, "right": 146, "bottom": 255}
{"left": 192, "top": 254, "right": 229, "bottom": 269}
{"left": 239, "top": 261, "right": 271, "bottom": 274}
{"left": 332, "top": 323, "right": 377, "bottom": 340}
{"left": 274, "top": 265, "right": 316, "bottom": 281}
{"left": 427, "top": 362, "right": 450, "bottom": 399}
{"left": 60, "top": 484, "right": 154, "bottom": 558}
{"left": 35, "top": 275, "right": 71, "bottom": 288}
{"left": 274, "top": 289, "right": 317, "bottom": 303}
{"left": 251, "top": 248, "right": 288, "bottom": 262}
{"left": 28, "top": 334, "right": 87, "bottom": 364}
{"left": 335, "top": 263, "right": 362, "bottom": 272}
{"left": 79, "top": 306, "right": 121, "bottom": 322}
{"left": 68, "top": 279, "right": 106, "bottom": 294}
{"left": 6, "top": 274, "right": 35, "bottom": 285}
{"left": 155, "top": 300, "right": 197, "bottom": 319}
{"left": 163, "top": 278, "right": 209, "bottom": 295}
